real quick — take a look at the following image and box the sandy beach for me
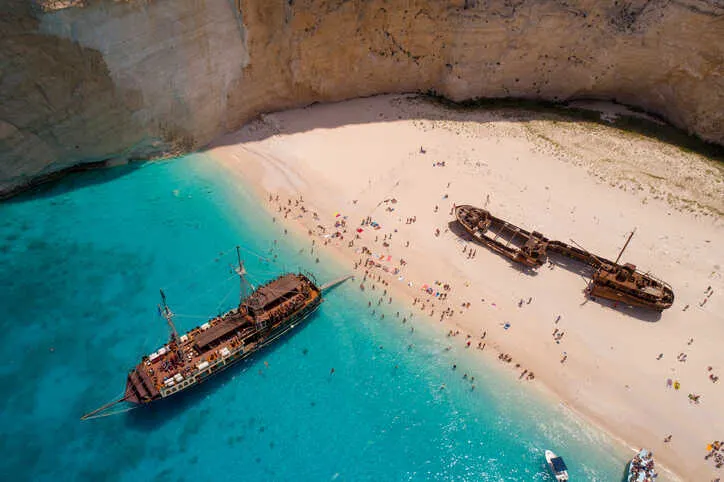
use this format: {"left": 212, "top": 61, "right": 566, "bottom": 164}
{"left": 207, "top": 94, "right": 723, "bottom": 480}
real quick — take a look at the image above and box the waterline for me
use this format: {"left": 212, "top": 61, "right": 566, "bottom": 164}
{"left": 0, "top": 155, "right": 632, "bottom": 480}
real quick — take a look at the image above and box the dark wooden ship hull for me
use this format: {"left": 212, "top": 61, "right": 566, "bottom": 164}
{"left": 124, "top": 273, "right": 322, "bottom": 405}
{"left": 454, "top": 205, "right": 549, "bottom": 268}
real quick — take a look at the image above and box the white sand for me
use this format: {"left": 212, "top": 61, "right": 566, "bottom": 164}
{"left": 207, "top": 94, "right": 724, "bottom": 480}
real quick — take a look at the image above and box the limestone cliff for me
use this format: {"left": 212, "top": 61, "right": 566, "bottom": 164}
{"left": 1, "top": 0, "right": 723, "bottom": 196}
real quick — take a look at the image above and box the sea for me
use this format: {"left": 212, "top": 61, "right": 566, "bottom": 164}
{"left": 0, "top": 154, "right": 632, "bottom": 481}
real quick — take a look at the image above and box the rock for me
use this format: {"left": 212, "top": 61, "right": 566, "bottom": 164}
{"left": 1, "top": 0, "right": 722, "bottom": 196}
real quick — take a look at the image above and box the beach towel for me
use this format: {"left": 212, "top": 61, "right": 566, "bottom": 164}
{"left": 386, "top": 255, "right": 392, "bottom": 262}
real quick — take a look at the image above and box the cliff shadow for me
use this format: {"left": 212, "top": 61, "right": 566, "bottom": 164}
{"left": 3, "top": 161, "right": 145, "bottom": 204}
{"left": 207, "top": 94, "right": 724, "bottom": 165}
{"left": 8, "top": 94, "right": 722, "bottom": 203}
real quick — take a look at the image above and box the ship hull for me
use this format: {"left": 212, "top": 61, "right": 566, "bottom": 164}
{"left": 454, "top": 205, "right": 548, "bottom": 268}
{"left": 123, "top": 272, "right": 323, "bottom": 406}
{"left": 589, "top": 282, "right": 674, "bottom": 312}
{"left": 453, "top": 204, "right": 674, "bottom": 311}
{"left": 131, "top": 295, "right": 322, "bottom": 405}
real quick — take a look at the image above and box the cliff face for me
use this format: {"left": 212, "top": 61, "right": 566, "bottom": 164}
{"left": 2, "top": 0, "right": 722, "bottom": 194}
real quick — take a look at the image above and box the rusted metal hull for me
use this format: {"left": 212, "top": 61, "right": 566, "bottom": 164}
{"left": 454, "top": 205, "right": 549, "bottom": 268}
{"left": 589, "top": 282, "right": 674, "bottom": 311}
{"left": 590, "top": 266, "right": 674, "bottom": 311}
{"left": 453, "top": 204, "right": 674, "bottom": 312}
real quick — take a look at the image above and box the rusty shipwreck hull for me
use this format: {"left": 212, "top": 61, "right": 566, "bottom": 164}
{"left": 589, "top": 263, "right": 674, "bottom": 311}
{"left": 453, "top": 204, "right": 674, "bottom": 312}
{"left": 454, "top": 205, "right": 549, "bottom": 268}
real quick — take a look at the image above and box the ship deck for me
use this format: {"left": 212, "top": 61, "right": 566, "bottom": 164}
{"left": 125, "top": 274, "right": 320, "bottom": 403}
{"left": 452, "top": 204, "right": 674, "bottom": 311}
{"left": 455, "top": 205, "right": 548, "bottom": 267}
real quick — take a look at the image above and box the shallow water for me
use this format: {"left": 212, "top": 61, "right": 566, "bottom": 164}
{"left": 0, "top": 155, "right": 630, "bottom": 481}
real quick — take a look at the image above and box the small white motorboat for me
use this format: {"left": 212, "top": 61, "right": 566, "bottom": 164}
{"left": 545, "top": 449, "right": 569, "bottom": 481}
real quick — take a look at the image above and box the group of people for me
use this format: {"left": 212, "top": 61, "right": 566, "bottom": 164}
{"left": 517, "top": 297, "right": 533, "bottom": 307}
{"left": 268, "top": 189, "right": 546, "bottom": 398}
{"left": 498, "top": 353, "right": 513, "bottom": 363}
{"left": 500, "top": 357, "right": 534, "bottom": 381}
{"left": 519, "top": 369, "right": 535, "bottom": 380}
{"left": 707, "top": 366, "right": 719, "bottom": 383}
{"left": 705, "top": 440, "right": 724, "bottom": 469}
{"left": 462, "top": 244, "right": 477, "bottom": 258}
{"left": 552, "top": 328, "right": 565, "bottom": 344}
{"left": 629, "top": 450, "right": 656, "bottom": 481}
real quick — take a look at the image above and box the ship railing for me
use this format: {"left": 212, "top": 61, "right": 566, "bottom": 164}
{"left": 302, "top": 269, "right": 318, "bottom": 285}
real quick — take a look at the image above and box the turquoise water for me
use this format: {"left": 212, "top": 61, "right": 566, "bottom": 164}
{"left": 0, "top": 155, "right": 630, "bottom": 481}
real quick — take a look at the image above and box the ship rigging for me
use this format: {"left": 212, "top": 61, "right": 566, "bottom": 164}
{"left": 81, "top": 247, "right": 351, "bottom": 421}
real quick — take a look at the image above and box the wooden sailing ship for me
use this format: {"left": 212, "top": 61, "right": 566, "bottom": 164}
{"left": 81, "top": 248, "right": 346, "bottom": 420}
{"left": 454, "top": 205, "right": 549, "bottom": 268}
{"left": 454, "top": 204, "right": 674, "bottom": 311}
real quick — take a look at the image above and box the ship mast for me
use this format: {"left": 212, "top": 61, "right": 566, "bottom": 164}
{"left": 159, "top": 289, "right": 178, "bottom": 342}
{"left": 235, "top": 245, "right": 253, "bottom": 307}
{"left": 159, "top": 289, "right": 186, "bottom": 364}
{"left": 614, "top": 228, "right": 636, "bottom": 265}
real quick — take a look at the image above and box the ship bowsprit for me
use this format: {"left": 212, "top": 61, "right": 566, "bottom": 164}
{"left": 82, "top": 251, "right": 328, "bottom": 420}
{"left": 320, "top": 274, "right": 354, "bottom": 292}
